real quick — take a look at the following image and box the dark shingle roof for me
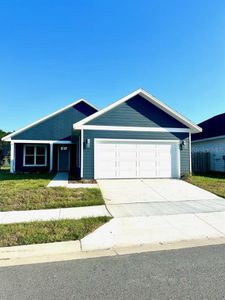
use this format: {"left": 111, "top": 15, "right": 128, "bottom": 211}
{"left": 192, "top": 113, "right": 225, "bottom": 141}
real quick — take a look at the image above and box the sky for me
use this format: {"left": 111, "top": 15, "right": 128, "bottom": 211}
{"left": 0, "top": 0, "right": 224, "bottom": 132}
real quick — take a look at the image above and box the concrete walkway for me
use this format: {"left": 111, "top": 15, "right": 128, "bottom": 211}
{"left": 47, "top": 172, "right": 98, "bottom": 188}
{"left": 47, "top": 172, "right": 68, "bottom": 187}
{"left": 81, "top": 211, "right": 225, "bottom": 250}
{"left": 0, "top": 205, "right": 111, "bottom": 224}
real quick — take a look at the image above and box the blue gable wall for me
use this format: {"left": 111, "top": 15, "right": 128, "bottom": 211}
{"left": 87, "top": 95, "right": 186, "bottom": 128}
{"left": 12, "top": 101, "right": 97, "bottom": 141}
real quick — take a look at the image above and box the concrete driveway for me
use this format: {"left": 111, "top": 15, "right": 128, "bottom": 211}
{"left": 98, "top": 179, "right": 225, "bottom": 217}
{"left": 81, "top": 179, "right": 225, "bottom": 251}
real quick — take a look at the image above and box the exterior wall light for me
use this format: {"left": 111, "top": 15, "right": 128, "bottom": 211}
{"left": 180, "top": 140, "right": 186, "bottom": 150}
{"left": 85, "top": 138, "right": 91, "bottom": 149}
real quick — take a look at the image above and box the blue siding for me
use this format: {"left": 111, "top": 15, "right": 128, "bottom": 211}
{"left": 180, "top": 136, "right": 190, "bottom": 174}
{"left": 87, "top": 95, "right": 186, "bottom": 128}
{"left": 83, "top": 130, "right": 190, "bottom": 179}
{"left": 12, "top": 101, "right": 97, "bottom": 141}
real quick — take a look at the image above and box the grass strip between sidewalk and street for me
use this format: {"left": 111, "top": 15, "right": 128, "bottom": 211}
{"left": 0, "top": 170, "right": 104, "bottom": 211}
{"left": 0, "top": 217, "right": 111, "bottom": 247}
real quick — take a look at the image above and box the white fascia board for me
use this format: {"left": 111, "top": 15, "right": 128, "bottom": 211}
{"left": 95, "top": 138, "right": 180, "bottom": 143}
{"left": 2, "top": 98, "right": 97, "bottom": 141}
{"left": 192, "top": 135, "right": 225, "bottom": 143}
{"left": 76, "top": 125, "right": 190, "bottom": 133}
{"left": 73, "top": 88, "right": 202, "bottom": 134}
{"left": 8, "top": 140, "right": 72, "bottom": 144}
{"left": 139, "top": 90, "right": 202, "bottom": 133}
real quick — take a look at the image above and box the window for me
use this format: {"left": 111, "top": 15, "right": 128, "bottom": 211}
{"left": 24, "top": 145, "right": 47, "bottom": 166}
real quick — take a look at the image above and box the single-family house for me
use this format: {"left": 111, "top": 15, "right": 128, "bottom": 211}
{"left": 2, "top": 89, "right": 202, "bottom": 179}
{"left": 192, "top": 113, "right": 225, "bottom": 172}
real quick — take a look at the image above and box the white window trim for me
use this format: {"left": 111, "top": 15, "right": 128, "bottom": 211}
{"left": 23, "top": 144, "right": 47, "bottom": 167}
{"left": 94, "top": 138, "right": 180, "bottom": 180}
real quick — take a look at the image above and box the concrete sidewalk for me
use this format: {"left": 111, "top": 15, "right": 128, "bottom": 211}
{"left": 2, "top": 212, "right": 225, "bottom": 267}
{"left": 107, "top": 198, "right": 225, "bottom": 217}
{"left": 81, "top": 211, "right": 225, "bottom": 250}
{"left": 0, "top": 205, "right": 111, "bottom": 224}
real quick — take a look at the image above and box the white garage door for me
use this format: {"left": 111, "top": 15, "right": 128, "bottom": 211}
{"left": 94, "top": 139, "right": 180, "bottom": 179}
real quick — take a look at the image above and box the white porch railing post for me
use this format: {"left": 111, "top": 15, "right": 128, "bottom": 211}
{"left": 10, "top": 142, "right": 15, "bottom": 173}
{"left": 50, "top": 142, "right": 53, "bottom": 172}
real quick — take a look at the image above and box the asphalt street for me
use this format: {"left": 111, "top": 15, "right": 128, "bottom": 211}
{"left": 1, "top": 244, "right": 225, "bottom": 300}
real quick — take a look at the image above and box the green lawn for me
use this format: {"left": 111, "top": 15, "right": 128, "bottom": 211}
{"left": 0, "top": 217, "right": 111, "bottom": 247}
{"left": 0, "top": 170, "right": 104, "bottom": 211}
{"left": 185, "top": 173, "right": 225, "bottom": 198}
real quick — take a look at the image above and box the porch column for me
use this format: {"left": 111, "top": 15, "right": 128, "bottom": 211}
{"left": 50, "top": 142, "right": 53, "bottom": 172}
{"left": 10, "top": 141, "right": 15, "bottom": 173}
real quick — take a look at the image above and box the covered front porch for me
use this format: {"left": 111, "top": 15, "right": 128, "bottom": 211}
{"left": 10, "top": 140, "right": 78, "bottom": 175}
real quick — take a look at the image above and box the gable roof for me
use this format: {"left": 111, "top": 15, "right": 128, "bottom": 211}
{"left": 192, "top": 113, "right": 225, "bottom": 141}
{"left": 73, "top": 88, "right": 202, "bottom": 133}
{"left": 2, "top": 99, "right": 97, "bottom": 141}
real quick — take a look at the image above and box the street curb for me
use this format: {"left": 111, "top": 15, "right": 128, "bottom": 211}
{"left": 1, "top": 237, "right": 225, "bottom": 267}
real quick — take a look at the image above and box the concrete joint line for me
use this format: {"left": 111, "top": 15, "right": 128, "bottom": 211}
{"left": 79, "top": 240, "right": 82, "bottom": 251}
{"left": 58, "top": 209, "right": 61, "bottom": 220}
{"left": 112, "top": 248, "right": 120, "bottom": 256}
{"left": 104, "top": 204, "right": 113, "bottom": 218}
{"left": 140, "top": 179, "right": 168, "bottom": 201}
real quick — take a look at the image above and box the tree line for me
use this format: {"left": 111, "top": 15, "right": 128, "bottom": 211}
{"left": 0, "top": 129, "right": 11, "bottom": 167}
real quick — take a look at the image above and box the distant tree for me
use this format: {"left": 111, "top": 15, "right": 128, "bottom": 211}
{"left": 0, "top": 129, "right": 11, "bottom": 167}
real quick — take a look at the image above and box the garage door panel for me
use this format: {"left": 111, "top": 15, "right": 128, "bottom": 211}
{"left": 139, "top": 170, "right": 157, "bottom": 178}
{"left": 118, "top": 171, "right": 137, "bottom": 178}
{"left": 95, "top": 140, "right": 179, "bottom": 179}
{"left": 139, "top": 161, "right": 156, "bottom": 169}
{"left": 118, "top": 161, "right": 136, "bottom": 168}
{"left": 118, "top": 153, "right": 137, "bottom": 159}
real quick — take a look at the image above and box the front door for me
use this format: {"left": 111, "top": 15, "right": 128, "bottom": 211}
{"left": 58, "top": 146, "right": 70, "bottom": 171}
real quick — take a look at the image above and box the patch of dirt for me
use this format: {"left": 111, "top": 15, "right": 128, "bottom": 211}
{"left": 68, "top": 179, "right": 97, "bottom": 184}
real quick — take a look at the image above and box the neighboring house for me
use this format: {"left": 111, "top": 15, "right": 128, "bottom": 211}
{"left": 2, "top": 89, "right": 201, "bottom": 179}
{"left": 192, "top": 113, "right": 225, "bottom": 172}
